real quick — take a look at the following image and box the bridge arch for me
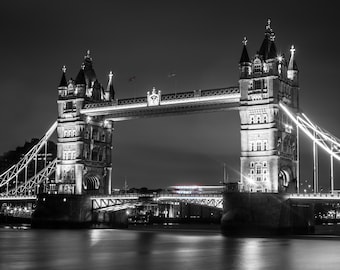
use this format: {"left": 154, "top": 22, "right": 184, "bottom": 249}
{"left": 83, "top": 175, "right": 100, "bottom": 191}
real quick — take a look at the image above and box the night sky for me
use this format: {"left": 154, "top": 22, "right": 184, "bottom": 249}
{"left": 1, "top": 1, "right": 339, "bottom": 190}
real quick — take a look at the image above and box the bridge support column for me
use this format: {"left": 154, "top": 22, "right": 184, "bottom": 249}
{"left": 221, "top": 192, "right": 314, "bottom": 235}
{"left": 32, "top": 193, "right": 128, "bottom": 229}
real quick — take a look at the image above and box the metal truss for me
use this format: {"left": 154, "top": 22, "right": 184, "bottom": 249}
{"left": 91, "top": 194, "right": 140, "bottom": 211}
{"left": 280, "top": 103, "right": 340, "bottom": 161}
{"left": 2, "top": 158, "right": 57, "bottom": 196}
{"left": 155, "top": 194, "right": 224, "bottom": 209}
{"left": 0, "top": 121, "right": 57, "bottom": 193}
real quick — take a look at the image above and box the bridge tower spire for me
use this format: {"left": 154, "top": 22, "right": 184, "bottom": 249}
{"left": 239, "top": 20, "right": 299, "bottom": 193}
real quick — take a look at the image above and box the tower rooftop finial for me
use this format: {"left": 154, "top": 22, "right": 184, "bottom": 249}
{"left": 62, "top": 65, "right": 66, "bottom": 73}
{"left": 290, "top": 45, "right": 295, "bottom": 55}
{"left": 266, "top": 18, "right": 271, "bottom": 30}
{"left": 242, "top": 37, "right": 248, "bottom": 46}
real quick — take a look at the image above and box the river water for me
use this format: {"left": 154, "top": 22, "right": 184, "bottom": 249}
{"left": 1, "top": 226, "right": 340, "bottom": 270}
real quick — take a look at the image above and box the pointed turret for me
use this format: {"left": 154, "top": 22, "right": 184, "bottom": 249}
{"left": 239, "top": 37, "right": 251, "bottom": 78}
{"left": 58, "top": 66, "right": 68, "bottom": 97}
{"left": 287, "top": 45, "right": 299, "bottom": 85}
{"left": 58, "top": 66, "right": 67, "bottom": 88}
{"left": 239, "top": 37, "right": 250, "bottom": 64}
{"left": 258, "top": 19, "right": 277, "bottom": 60}
{"left": 83, "top": 50, "right": 97, "bottom": 88}
{"left": 75, "top": 64, "right": 86, "bottom": 85}
{"left": 105, "top": 71, "right": 115, "bottom": 101}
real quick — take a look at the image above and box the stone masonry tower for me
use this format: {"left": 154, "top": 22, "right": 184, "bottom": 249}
{"left": 56, "top": 51, "right": 115, "bottom": 195}
{"left": 239, "top": 20, "right": 299, "bottom": 193}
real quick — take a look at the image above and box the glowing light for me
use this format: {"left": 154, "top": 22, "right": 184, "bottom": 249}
{"left": 277, "top": 55, "right": 283, "bottom": 62}
{"left": 86, "top": 116, "right": 91, "bottom": 122}
{"left": 63, "top": 198, "right": 67, "bottom": 202}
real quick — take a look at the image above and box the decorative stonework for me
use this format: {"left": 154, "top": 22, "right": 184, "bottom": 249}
{"left": 147, "top": 87, "right": 161, "bottom": 106}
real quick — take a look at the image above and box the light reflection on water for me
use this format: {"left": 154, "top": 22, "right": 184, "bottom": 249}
{"left": 1, "top": 228, "right": 340, "bottom": 270}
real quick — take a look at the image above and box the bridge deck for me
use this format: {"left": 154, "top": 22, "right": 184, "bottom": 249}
{"left": 81, "top": 87, "right": 240, "bottom": 121}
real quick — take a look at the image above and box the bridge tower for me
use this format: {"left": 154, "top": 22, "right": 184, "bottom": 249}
{"left": 239, "top": 20, "right": 299, "bottom": 193}
{"left": 56, "top": 51, "right": 114, "bottom": 195}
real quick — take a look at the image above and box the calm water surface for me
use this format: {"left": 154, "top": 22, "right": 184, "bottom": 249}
{"left": 1, "top": 227, "right": 340, "bottom": 270}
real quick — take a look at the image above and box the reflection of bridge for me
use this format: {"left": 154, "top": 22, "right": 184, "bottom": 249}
{"left": 1, "top": 21, "right": 340, "bottom": 231}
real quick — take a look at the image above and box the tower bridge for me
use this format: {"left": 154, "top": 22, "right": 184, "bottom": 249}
{"left": 1, "top": 20, "right": 340, "bottom": 232}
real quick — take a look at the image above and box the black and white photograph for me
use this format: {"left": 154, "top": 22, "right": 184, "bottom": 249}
{"left": 1, "top": 1, "right": 340, "bottom": 269}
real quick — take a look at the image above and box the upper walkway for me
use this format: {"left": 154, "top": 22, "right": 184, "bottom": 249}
{"left": 81, "top": 87, "right": 240, "bottom": 121}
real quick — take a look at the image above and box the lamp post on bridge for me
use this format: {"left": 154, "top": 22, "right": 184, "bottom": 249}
{"left": 296, "top": 115, "right": 300, "bottom": 194}
{"left": 313, "top": 129, "right": 319, "bottom": 194}
{"left": 330, "top": 147, "right": 334, "bottom": 194}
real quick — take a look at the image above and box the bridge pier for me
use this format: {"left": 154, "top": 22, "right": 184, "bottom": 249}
{"left": 31, "top": 194, "right": 127, "bottom": 229}
{"left": 221, "top": 192, "right": 315, "bottom": 235}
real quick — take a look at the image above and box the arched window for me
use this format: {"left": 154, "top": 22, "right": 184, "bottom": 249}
{"left": 253, "top": 58, "right": 262, "bottom": 73}
{"left": 250, "top": 142, "right": 255, "bottom": 151}
{"left": 256, "top": 165, "right": 262, "bottom": 175}
{"left": 263, "top": 114, "right": 268, "bottom": 123}
{"left": 92, "top": 148, "right": 99, "bottom": 161}
{"left": 250, "top": 115, "right": 255, "bottom": 124}
{"left": 263, "top": 141, "right": 267, "bottom": 150}
{"left": 256, "top": 115, "right": 261, "bottom": 123}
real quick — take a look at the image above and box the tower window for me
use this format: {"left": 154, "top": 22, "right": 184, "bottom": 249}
{"left": 256, "top": 115, "right": 261, "bottom": 123}
{"left": 250, "top": 142, "right": 255, "bottom": 151}
{"left": 253, "top": 59, "right": 262, "bottom": 73}
{"left": 254, "top": 80, "right": 262, "bottom": 90}
{"left": 250, "top": 115, "right": 255, "bottom": 124}
{"left": 263, "top": 141, "right": 268, "bottom": 150}
{"left": 250, "top": 162, "right": 255, "bottom": 168}
{"left": 64, "top": 101, "right": 75, "bottom": 112}
{"left": 263, "top": 114, "right": 268, "bottom": 123}
{"left": 257, "top": 141, "right": 261, "bottom": 151}
{"left": 256, "top": 165, "right": 262, "bottom": 175}
{"left": 92, "top": 129, "right": 99, "bottom": 141}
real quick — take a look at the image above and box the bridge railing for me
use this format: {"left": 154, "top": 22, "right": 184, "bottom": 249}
{"left": 289, "top": 193, "right": 340, "bottom": 200}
